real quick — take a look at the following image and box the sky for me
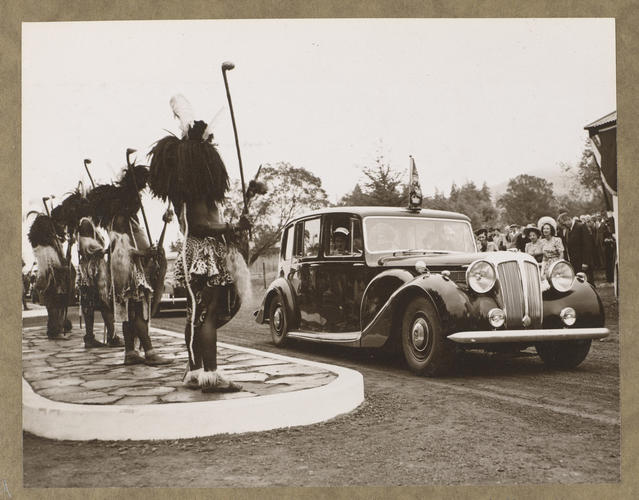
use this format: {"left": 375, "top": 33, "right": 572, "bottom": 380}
{"left": 21, "top": 18, "right": 616, "bottom": 265}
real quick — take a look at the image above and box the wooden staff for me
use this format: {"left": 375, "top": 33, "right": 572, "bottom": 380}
{"left": 125, "top": 148, "right": 153, "bottom": 245}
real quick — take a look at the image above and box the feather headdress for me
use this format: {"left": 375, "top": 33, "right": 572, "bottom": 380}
{"left": 86, "top": 164, "right": 149, "bottom": 228}
{"left": 147, "top": 94, "right": 229, "bottom": 207}
{"left": 27, "top": 214, "right": 59, "bottom": 248}
{"left": 50, "top": 183, "right": 91, "bottom": 233}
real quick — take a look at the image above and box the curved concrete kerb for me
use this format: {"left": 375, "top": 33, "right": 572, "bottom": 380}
{"left": 23, "top": 327, "right": 365, "bottom": 441}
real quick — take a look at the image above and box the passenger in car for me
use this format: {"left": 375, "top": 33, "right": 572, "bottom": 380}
{"left": 332, "top": 227, "right": 351, "bottom": 255}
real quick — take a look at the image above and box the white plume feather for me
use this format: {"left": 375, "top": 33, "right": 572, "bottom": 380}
{"left": 170, "top": 94, "right": 195, "bottom": 138}
{"left": 202, "top": 105, "right": 226, "bottom": 142}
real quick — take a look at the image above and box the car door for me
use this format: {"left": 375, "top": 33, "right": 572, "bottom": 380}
{"left": 314, "top": 215, "right": 369, "bottom": 333}
{"left": 292, "top": 216, "right": 325, "bottom": 331}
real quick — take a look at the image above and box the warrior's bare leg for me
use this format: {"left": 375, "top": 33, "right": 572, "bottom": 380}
{"left": 83, "top": 305, "right": 95, "bottom": 337}
{"left": 46, "top": 306, "right": 57, "bottom": 338}
{"left": 200, "top": 286, "right": 221, "bottom": 372}
{"left": 82, "top": 299, "right": 107, "bottom": 348}
{"left": 126, "top": 300, "right": 172, "bottom": 366}
{"left": 122, "top": 317, "right": 143, "bottom": 365}
{"left": 100, "top": 307, "right": 122, "bottom": 347}
{"left": 182, "top": 291, "right": 203, "bottom": 388}
{"left": 47, "top": 306, "right": 68, "bottom": 340}
{"left": 184, "top": 320, "right": 202, "bottom": 371}
{"left": 198, "top": 286, "right": 241, "bottom": 393}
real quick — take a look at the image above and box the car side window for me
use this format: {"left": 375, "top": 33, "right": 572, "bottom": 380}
{"left": 300, "top": 218, "right": 321, "bottom": 257}
{"left": 283, "top": 225, "right": 294, "bottom": 260}
{"left": 323, "top": 216, "right": 364, "bottom": 257}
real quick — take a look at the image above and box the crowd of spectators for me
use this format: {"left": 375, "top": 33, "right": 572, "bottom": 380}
{"left": 475, "top": 211, "right": 617, "bottom": 287}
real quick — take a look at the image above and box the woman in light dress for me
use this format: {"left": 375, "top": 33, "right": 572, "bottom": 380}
{"left": 537, "top": 216, "right": 565, "bottom": 282}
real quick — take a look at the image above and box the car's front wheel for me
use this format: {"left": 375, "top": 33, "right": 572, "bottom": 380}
{"left": 401, "top": 296, "right": 455, "bottom": 376}
{"left": 536, "top": 339, "right": 592, "bottom": 369}
{"left": 269, "top": 295, "right": 289, "bottom": 347}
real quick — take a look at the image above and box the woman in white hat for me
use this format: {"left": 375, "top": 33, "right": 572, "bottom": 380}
{"left": 537, "top": 216, "right": 565, "bottom": 280}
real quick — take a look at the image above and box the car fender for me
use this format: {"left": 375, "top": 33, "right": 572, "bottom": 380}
{"left": 360, "top": 271, "right": 473, "bottom": 348}
{"left": 542, "top": 279, "right": 605, "bottom": 328}
{"left": 255, "top": 277, "right": 297, "bottom": 327}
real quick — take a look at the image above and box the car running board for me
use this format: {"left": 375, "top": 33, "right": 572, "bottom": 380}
{"left": 287, "top": 331, "right": 362, "bottom": 345}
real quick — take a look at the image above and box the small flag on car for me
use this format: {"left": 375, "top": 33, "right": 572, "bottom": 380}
{"left": 408, "top": 155, "right": 423, "bottom": 211}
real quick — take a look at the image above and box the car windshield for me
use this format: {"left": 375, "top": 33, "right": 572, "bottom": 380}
{"left": 363, "top": 216, "right": 476, "bottom": 253}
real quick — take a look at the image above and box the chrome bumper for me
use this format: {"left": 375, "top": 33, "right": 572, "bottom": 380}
{"left": 447, "top": 327, "right": 610, "bottom": 344}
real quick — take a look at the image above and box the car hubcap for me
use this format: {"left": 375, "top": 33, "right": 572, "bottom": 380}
{"left": 411, "top": 317, "right": 430, "bottom": 352}
{"left": 273, "top": 307, "right": 283, "bottom": 334}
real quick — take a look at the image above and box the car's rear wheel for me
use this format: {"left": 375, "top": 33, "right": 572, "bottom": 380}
{"left": 401, "top": 296, "right": 455, "bottom": 376}
{"left": 269, "top": 295, "right": 289, "bottom": 347}
{"left": 536, "top": 339, "right": 592, "bottom": 369}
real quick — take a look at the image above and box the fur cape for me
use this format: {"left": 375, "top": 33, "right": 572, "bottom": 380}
{"left": 79, "top": 230, "right": 110, "bottom": 305}
{"left": 108, "top": 231, "right": 135, "bottom": 298}
{"left": 86, "top": 165, "right": 149, "bottom": 229}
{"left": 147, "top": 122, "right": 230, "bottom": 207}
{"left": 32, "top": 245, "right": 67, "bottom": 304}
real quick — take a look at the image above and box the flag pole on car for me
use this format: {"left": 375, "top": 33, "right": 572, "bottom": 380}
{"left": 408, "top": 155, "right": 423, "bottom": 211}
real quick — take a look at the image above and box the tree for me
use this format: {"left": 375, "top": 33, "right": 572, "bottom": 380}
{"left": 446, "top": 181, "right": 499, "bottom": 229}
{"left": 558, "top": 139, "right": 608, "bottom": 215}
{"left": 339, "top": 153, "right": 406, "bottom": 206}
{"left": 497, "top": 174, "right": 558, "bottom": 225}
{"left": 422, "top": 189, "right": 452, "bottom": 211}
{"left": 223, "top": 162, "right": 329, "bottom": 265}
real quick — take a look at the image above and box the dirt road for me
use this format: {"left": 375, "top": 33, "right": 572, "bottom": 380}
{"left": 22, "top": 283, "right": 619, "bottom": 487}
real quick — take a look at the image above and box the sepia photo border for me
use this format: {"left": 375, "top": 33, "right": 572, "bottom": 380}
{"left": 2, "top": 1, "right": 637, "bottom": 498}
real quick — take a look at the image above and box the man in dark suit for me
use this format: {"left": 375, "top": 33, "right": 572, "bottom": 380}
{"left": 557, "top": 212, "right": 594, "bottom": 284}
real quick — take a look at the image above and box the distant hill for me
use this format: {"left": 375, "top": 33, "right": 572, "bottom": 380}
{"left": 489, "top": 166, "right": 573, "bottom": 201}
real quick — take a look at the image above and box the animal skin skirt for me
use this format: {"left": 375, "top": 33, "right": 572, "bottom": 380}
{"left": 174, "top": 236, "right": 236, "bottom": 328}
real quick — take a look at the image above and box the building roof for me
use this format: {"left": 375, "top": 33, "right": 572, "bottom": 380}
{"left": 290, "top": 206, "right": 471, "bottom": 223}
{"left": 584, "top": 111, "right": 617, "bottom": 131}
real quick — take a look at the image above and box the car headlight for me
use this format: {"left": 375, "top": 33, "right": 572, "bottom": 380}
{"left": 560, "top": 307, "right": 577, "bottom": 326}
{"left": 488, "top": 308, "right": 505, "bottom": 328}
{"left": 548, "top": 260, "right": 575, "bottom": 292}
{"left": 466, "top": 260, "right": 496, "bottom": 293}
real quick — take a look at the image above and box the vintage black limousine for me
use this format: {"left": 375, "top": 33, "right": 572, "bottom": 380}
{"left": 255, "top": 207, "right": 609, "bottom": 376}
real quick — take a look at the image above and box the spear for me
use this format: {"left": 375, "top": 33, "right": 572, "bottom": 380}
{"left": 84, "top": 159, "right": 96, "bottom": 188}
{"left": 221, "top": 61, "right": 248, "bottom": 214}
{"left": 221, "top": 61, "right": 253, "bottom": 244}
{"left": 42, "top": 196, "right": 51, "bottom": 216}
{"left": 125, "top": 148, "right": 153, "bottom": 245}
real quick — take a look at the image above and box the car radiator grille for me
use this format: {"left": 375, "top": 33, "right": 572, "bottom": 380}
{"left": 496, "top": 261, "right": 543, "bottom": 328}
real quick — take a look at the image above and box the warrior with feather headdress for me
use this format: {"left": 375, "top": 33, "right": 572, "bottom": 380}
{"left": 86, "top": 162, "right": 172, "bottom": 366}
{"left": 53, "top": 185, "right": 123, "bottom": 348}
{"left": 147, "top": 94, "right": 251, "bottom": 393}
{"left": 28, "top": 213, "right": 71, "bottom": 340}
